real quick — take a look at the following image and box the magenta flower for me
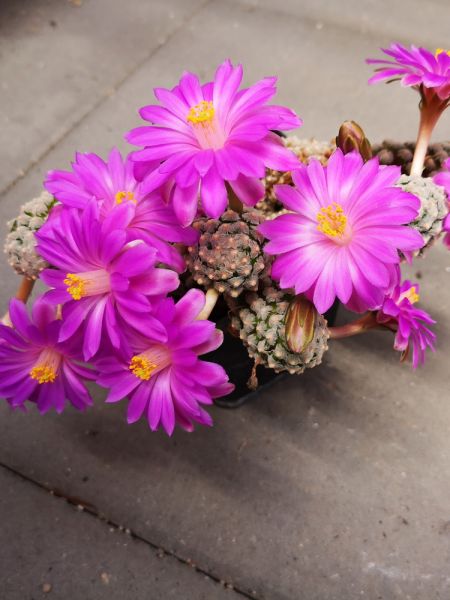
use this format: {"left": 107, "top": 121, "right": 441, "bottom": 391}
{"left": 36, "top": 200, "right": 179, "bottom": 360}
{"left": 434, "top": 157, "right": 450, "bottom": 249}
{"left": 96, "top": 289, "right": 234, "bottom": 435}
{"left": 45, "top": 148, "right": 197, "bottom": 272}
{"left": 367, "top": 45, "right": 449, "bottom": 177}
{"left": 377, "top": 280, "right": 436, "bottom": 368}
{"left": 259, "top": 150, "right": 424, "bottom": 314}
{"left": 125, "top": 59, "right": 302, "bottom": 226}
{"left": 367, "top": 44, "right": 450, "bottom": 176}
{"left": 434, "top": 157, "right": 450, "bottom": 191}
{"left": 0, "top": 298, "right": 95, "bottom": 413}
{"left": 441, "top": 213, "right": 450, "bottom": 249}
{"left": 367, "top": 44, "right": 450, "bottom": 101}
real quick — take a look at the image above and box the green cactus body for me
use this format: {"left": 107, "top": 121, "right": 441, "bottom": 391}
{"left": 4, "top": 191, "right": 57, "bottom": 279}
{"left": 396, "top": 175, "right": 449, "bottom": 253}
{"left": 231, "top": 284, "right": 329, "bottom": 375}
{"left": 187, "top": 209, "right": 267, "bottom": 298}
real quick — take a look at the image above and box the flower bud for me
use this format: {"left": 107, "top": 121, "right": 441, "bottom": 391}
{"left": 336, "top": 121, "right": 372, "bottom": 162}
{"left": 285, "top": 295, "right": 317, "bottom": 354}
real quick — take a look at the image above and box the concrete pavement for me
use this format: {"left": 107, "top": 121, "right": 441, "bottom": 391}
{"left": 1, "top": 1, "right": 450, "bottom": 598}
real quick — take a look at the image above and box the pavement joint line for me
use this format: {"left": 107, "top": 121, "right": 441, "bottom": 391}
{"left": 229, "top": 0, "right": 441, "bottom": 48}
{"left": 0, "top": 0, "right": 213, "bottom": 200}
{"left": 0, "top": 460, "right": 261, "bottom": 600}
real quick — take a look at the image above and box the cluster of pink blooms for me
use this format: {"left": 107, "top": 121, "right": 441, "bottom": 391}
{"left": 1, "top": 47, "right": 449, "bottom": 431}
{"left": 0, "top": 60, "right": 301, "bottom": 433}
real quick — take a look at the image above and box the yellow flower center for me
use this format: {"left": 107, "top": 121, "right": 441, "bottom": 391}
{"left": 435, "top": 48, "right": 450, "bottom": 58}
{"left": 187, "top": 101, "right": 215, "bottom": 125}
{"left": 129, "top": 356, "right": 157, "bottom": 380}
{"left": 63, "top": 269, "right": 110, "bottom": 301}
{"left": 64, "top": 274, "right": 85, "bottom": 300}
{"left": 30, "top": 364, "right": 58, "bottom": 384}
{"left": 402, "top": 286, "right": 420, "bottom": 305}
{"left": 115, "top": 190, "right": 136, "bottom": 204}
{"left": 317, "top": 202, "right": 348, "bottom": 238}
{"left": 29, "top": 348, "right": 61, "bottom": 384}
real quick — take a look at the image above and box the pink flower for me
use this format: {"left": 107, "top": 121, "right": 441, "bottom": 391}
{"left": 259, "top": 150, "right": 424, "bottom": 314}
{"left": 96, "top": 290, "right": 234, "bottom": 435}
{"left": 367, "top": 44, "right": 450, "bottom": 101}
{"left": 441, "top": 214, "right": 450, "bottom": 249}
{"left": 0, "top": 298, "right": 95, "bottom": 413}
{"left": 377, "top": 281, "right": 436, "bottom": 368}
{"left": 45, "top": 148, "right": 197, "bottom": 272}
{"left": 434, "top": 157, "right": 450, "bottom": 249}
{"left": 126, "top": 59, "right": 302, "bottom": 226}
{"left": 36, "top": 200, "right": 179, "bottom": 360}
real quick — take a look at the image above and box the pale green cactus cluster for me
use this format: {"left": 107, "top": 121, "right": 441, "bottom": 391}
{"left": 396, "top": 174, "right": 449, "bottom": 253}
{"left": 4, "top": 191, "right": 57, "bottom": 279}
{"left": 230, "top": 281, "right": 330, "bottom": 375}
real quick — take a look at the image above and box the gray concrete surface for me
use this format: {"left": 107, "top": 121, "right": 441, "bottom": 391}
{"left": 0, "top": 467, "right": 235, "bottom": 600}
{"left": 1, "top": 1, "right": 450, "bottom": 599}
{"left": 0, "top": 0, "right": 207, "bottom": 194}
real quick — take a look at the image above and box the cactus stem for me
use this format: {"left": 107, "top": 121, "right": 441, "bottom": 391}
{"left": 410, "top": 91, "right": 448, "bottom": 176}
{"left": 196, "top": 288, "right": 220, "bottom": 320}
{"left": 328, "top": 312, "right": 379, "bottom": 339}
{"left": 1, "top": 275, "right": 35, "bottom": 326}
{"left": 226, "top": 184, "right": 244, "bottom": 214}
{"left": 16, "top": 276, "right": 35, "bottom": 303}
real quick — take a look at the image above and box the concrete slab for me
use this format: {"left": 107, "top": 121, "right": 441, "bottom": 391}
{"left": 1, "top": 0, "right": 449, "bottom": 195}
{"left": 0, "top": 0, "right": 207, "bottom": 193}
{"left": 235, "top": 0, "right": 450, "bottom": 48}
{"left": 1, "top": 1, "right": 450, "bottom": 599}
{"left": 0, "top": 242, "right": 449, "bottom": 600}
{"left": 0, "top": 466, "right": 238, "bottom": 600}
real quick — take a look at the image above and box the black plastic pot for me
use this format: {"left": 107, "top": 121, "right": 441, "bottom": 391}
{"left": 207, "top": 299, "right": 339, "bottom": 409}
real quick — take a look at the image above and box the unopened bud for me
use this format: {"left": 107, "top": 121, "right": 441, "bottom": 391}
{"left": 336, "top": 121, "right": 372, "bottom": 162}
{"left": 285, "top": 295, "right": 317, "bottom": 354}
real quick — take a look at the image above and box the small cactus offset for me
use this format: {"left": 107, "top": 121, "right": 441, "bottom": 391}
{"left": 230, "top": 280, "right": 330, "bottom": 375}
{"left": 4, "top": 191, "right": 57, "bottom": 279}
{"left": 186, "top": 209, "right": 267, "bottom": 298}
{"left": 396, "top": 175, "right": 449, "bottom": 252}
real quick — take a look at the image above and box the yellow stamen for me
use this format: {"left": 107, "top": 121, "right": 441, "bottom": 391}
{"left": 64, "top": 274, "right": 85, "bottom": 300}
{"left": 115, "top": 190, "right": 136, "bottom": 204}
{"left": 187, "top": 101, "right": 215, "bottom": 125}
{"left": 404, "top": 286, "right": 420, "bottom": 304}
{"left": 129, "top": 355, "right": 157, "bottom": 380}
{"left": 435, "top": 48, "right": 450, "bottom": 58}
{"left": 317, "top": 202, "right": 348, "bottom": 238}
{"left": 30, "top": 365, "right": 57, "bottom": 384}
